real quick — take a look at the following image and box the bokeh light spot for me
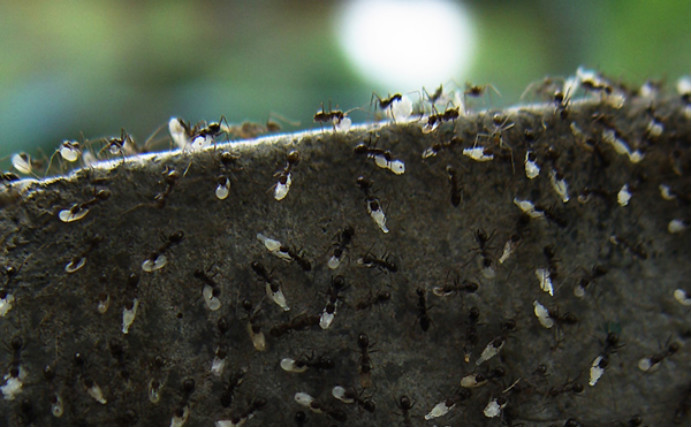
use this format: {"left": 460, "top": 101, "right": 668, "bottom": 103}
{"left": 336, "top": 0, "right": 476, "bottom": 90}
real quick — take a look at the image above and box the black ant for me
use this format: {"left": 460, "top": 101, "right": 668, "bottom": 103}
{"left": 423, "top": 84, "right": 445, "bottom": 107}
{"left": 100, "top": 128, "right": 141, "bottom": 158}
{"left": 278, "top": 244, "right": 312, "bottom": 271}
{"left": 295, "top": 352, "right": 335, "bottom": 371}
{"left": 601, "top": 326, "right": 624, "bottom": 359}
{"left": 397, "top": 395, "right": 414, "bottom": 425}
{"left": 574, "top": 265, "right": 608, "bottom": 297}
{"left": 314, "top": 104, "right": 345, "bottom": 123}
{"left": 609, "top": 234, "right": 648, "bottom": 260}
{"left": 473, "top": 228, "right": 496, "bottom": 279}
{"left": 464, "top": 82, "right": 500, "bottom": 110}
{"left": 269, "top": 313, "right": 320, "bottom": 337}
{"left": 475, "top": 113, "right": 516, "bottom": 170}
{"left": 228, "top": 396, "right": 266, "bottom": 425}
{"left": 65, "top": 233, "right": 104, "bottom": 273}
{"left": 353, "top": 142, "right": 393, "bottom": 160}
{"left": 415, "top": 288, "right": 432, "bottom": 332}
{"left": 327, "top": 275, "right": 347, "bottom": 303}
{"left": 547, "top": 377, "right": 584, "bottom": 398}
{"left": 250, "top": 261, "right": 279, "bottom": 289}
{"left": 433, "top": 272, "right": 478, "bottom": 297}
{"left": 6, "top": 336, "right": 24, "bottom": 375}
{"left": 355, "top": 289, "right": 391, "bottom": 310}
{"left": 356, "top": 175, "right": 374, "bottom": 197}
{"left": 543, "top": 245, "right": 560, "bottom": 281}
{"left": 142, "top": 230, "right": 183, "bottom": 270}
{"left": 357, "top": 333, "right": 374, "bottom": 387}
{"left": 534, "top": 202, "right": 568, "bottom": 228}
{"left": 220, "top": 368, "right": 246, "bottom": 408}
{"left": 464, "top": 307, "right": 481, "bottom": 363}
{"left": 241, "top": 299, "right": 267, "bottom": 351}
{"left": 294, "top": 410, "right": 306, "bottom": 426}
{"left": 347, "top": 389, "right": 376, "bottom": 413}
{"left": 153, "top": 166, "right": 179, "bottom": 208}
{"left": 194, "top": 116, "right": 228, "bottom": 141}
{"left": 59, "top": 188, "right": 111, "bottom": 222}
{"left": 193, "top": 268, "right": 221, "bottom": 299}
{"left": 639, "top": 339, "right": 680, "bottom": 372}
{"left": 357, "top": 252, "right": 397, "bottom": 273}
{"left": 272, "top": 150, "right": 300, "bottom": 199}
{"left": 445, "top": 165, "right": 462, "bottom": 207}
{"left": 328, "top": 226, "right": 354, "bottom": 269}
{"left": 371, "top": 92, "right": 403, "bottom": 111}
{"left": 423, "top": 106, "right": 460, "bottom": 133}
{"left": 314, "top": 102, "right": 348, "bottom": 129}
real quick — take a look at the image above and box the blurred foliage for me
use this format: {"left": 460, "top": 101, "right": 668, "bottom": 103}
{"left": 0, "top": 0, "right": 689, "bottom": 167}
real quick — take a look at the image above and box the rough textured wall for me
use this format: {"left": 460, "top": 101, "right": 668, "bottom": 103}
{"left": 0, "top": 81, "right": 690, "bottom": 426}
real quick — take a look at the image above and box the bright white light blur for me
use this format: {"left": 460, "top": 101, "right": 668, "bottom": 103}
{"left": 336, "top": 0, "right": 475, "bottom": 89}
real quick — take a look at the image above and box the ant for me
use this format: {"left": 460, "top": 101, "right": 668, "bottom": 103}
{"left": 421, "top": 84, "right": 445, "bottom": 110}
{"left": 241, "top": 299, "right": 266, "bottom": 351}
{"left": 314, "top": 103, "right": 345, "bottom": 124}
{"left": 142, "top": 230, "right": 184, "bottom": 272}
{"left": 193, "top": 268, "right": 221, "bottom": 305}
{"left": 464, "top": 307, "right": 481, "bottom": 363}
{"left": 100, "top": 128, "right": 141, "bottom": 158}
{"left": 638, "top": 339, "right": 680, "bottom": 372}
{"left": 433, "top": 272, "right": 478, "bottom": 297}
{"left": 371, "top": 92, "right": 403, "bottom": 111}
{"left": 574, "top": 264, "right": 608, "bottom": 297}
{"left": 461, "top": 366, "right": 506, "bottom": 388}
{"left": 538, "top": 203, "right": 568, "bottom": 228}
{"left": 65, "top": 233, "right": 104, "bottom": 274}
{"left": 336, "top": 386, "right": 376, "bottom": 412}
{"left": 314, "top": 102, "right": 353, "bottom": 130}
{"left": 355, "top": 289, "right": 391, "bottom": 310}
{"left": 422, "top": 106, "right": 460, "bottom": 133}
{"left": 226, "top": 396, "right": 266, "bottom": 426}
{"left": 357, "top": 176, "right": 390, "bottom": 233}
{"left": 547, "top": 377, "right": 584, "bottom": 398}
{"left": 357, "top": 333, "right": 374, "bottom": 387}
{"left": 283, "top": 353, "right": 335, "bottom": 373}
{"left": 590, "top": 324, "right": 624, "bottom": 385}
{"left": 153, "top": 166, "right": 179, "bottom": 208}
{"left": 357, "top": 175, "right": 374, "bottom": 197}
{"left": 297, "top": 352, "right": 335, "bottom": 371}
{"left": 273, "top": 150, "right": 299, "bottom": 201}
{"left": 278, "top": 244, "right": 312, "bottom": 271}
{"left": 445, "top": 165, "right": 463, "bottom": 207}
{"left": 464, "top": 82, "right": 500, "bottom": 111}
{"left": 320, "top": 275, "right": 347, "bottom": 328}
{"left": 250, "top": 261, "right": 280, "bottom": 289}
{"left": 58, "top": 188, "right": 111, "bottom": 223}
{"left": 5, "top": 336, "right": 24, "bottom": 377}
{"left": 397, "top": 395, "right": 414, "bottom": 425}
{"left": 354, "top": 137, "right": 405, "bottom": 175}
{"left": 475, "top": 113, "right": 516, "bottom": 170}
{"left": 269, "top": 313, "right": 320, "bottom": 337}
{"left": 328, "top": 226, "right": 354, "bottom": 269}
{"left": 415, "top": 288, "right": 432, "bottom": 332}
{"left": 214, "top": 150, "right": 241, "bottom": 200}
{"left": 472, "top": 228, "right": 496, "bottom": 279}
{"left": 609, "top": 234, "right": 648, "bottom": 260}
{"left": 543, "top": 245, "right": 560, "bottom": 282}
{"left": 357, "top": 252, "right": 397, "bottom": 273}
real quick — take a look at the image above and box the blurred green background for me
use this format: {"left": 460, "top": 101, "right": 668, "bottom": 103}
{"left": 0, "top": 0, "right": 689, "bottom": 170}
